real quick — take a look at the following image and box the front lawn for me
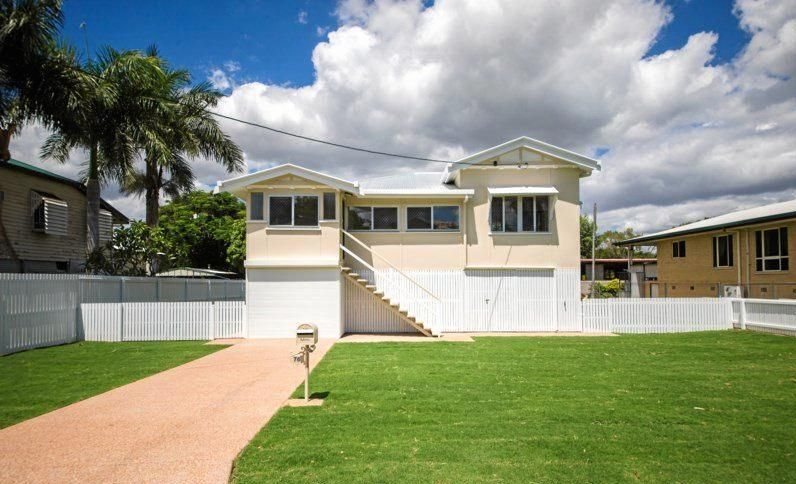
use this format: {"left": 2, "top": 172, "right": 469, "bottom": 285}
{"left": 0, "top": 341, "right": 226, "bottom": 429}
{"left": 233, "top": 332, "right": 796, "bottom": 483}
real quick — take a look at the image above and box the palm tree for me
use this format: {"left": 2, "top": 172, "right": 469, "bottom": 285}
{"left": 41, "top": 47, "right": 165, "bottom": 251}
{"left": 0, "top": 0, "right": 80, "bottom": 161}
{"left": 123, "top": 49, "right": 243, "bottom": 227}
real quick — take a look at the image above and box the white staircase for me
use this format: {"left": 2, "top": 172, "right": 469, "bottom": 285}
{"left": 340, "top": 230, "right": 440, "bottom": 336}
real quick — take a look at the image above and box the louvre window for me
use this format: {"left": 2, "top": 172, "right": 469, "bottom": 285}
{"left": 490, "top": 195, "right": 550, "bottom": 233}
{"left": 30, "top": 191, "right": 68, "bottom": 236}
{"left": 406, "top": 206, "right": 459, "bottom": 231}
{"left": 322, "top": 192, "right": 336, "bottom": 220}
{"left": 347, "top": 206, "right": 398, "bottom": 231}
{"left": 268, "top": 195, "right": 318, "bottom": 227}
{"left": 755, "top": 227, "right": 788, "bottom": 272}
{"left": 712, "top": 234, "right": 733, "bottom": 268}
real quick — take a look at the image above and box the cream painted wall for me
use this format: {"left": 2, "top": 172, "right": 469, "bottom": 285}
{"left": 242, "top": 157, "right": 584, "bottom": 271}
{"left": 245, "top": 175, "right": 342, "bottom": 262}
{"left": 341, "top": 166, "right": 582, "bottom": 270}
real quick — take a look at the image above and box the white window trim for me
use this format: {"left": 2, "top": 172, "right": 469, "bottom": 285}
{"left": 713, "top": 234, "right": 733, "bottom": 268}
{"left": 346, "top": 205, "right": 400, "bottom": 232}
{"left": 488, "top": 195, "right": 552, "bottom": 235}
{"left": 320, "top": 191, "right": 337, "bottom": 222}
{"left": 266, "top": 194, "right": 320, "bottom": 228}
{"left": 248, "top": 191, "right": 265, "bottom": 222}
{"left": 405, "top": 205, "right": 461, "bottom": 232}
{"left": 756, "top": 227, "right": 789, "bottom": 273}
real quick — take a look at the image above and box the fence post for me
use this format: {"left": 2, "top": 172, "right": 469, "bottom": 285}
{"left": 211, "top": 302, "right": 216, "bottom": 340}
{"left": 738, "top": 299, "right": 746, "bottom": 330}
{"left": 156, "top": 278, "right": 161, "bottom": 302}
{"left": 119, "top": 303, "right": 125, "bottom": 341}
{"left": 184, "top": 279, "right": 189, "bottom": 302}
{"left": 120, "top": 277, "right": 126, "bottom": 303}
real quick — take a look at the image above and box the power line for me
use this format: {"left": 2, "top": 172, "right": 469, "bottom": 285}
{"left": 207, "top": 111, "right": 452, "bottom": 164}
{"left": 63, "top": 62, "right": 455, "bottom": 164}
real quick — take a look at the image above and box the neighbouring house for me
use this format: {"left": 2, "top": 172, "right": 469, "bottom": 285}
{"left": 580, "top": 257, "right": 657, "bottom": 297}
{"left": 156, "top": 267, "right": 239, "bottom": 279}
{"left": 215, "top": 137, "right": 600, "bottom": 338}
{"left": 618, "top": 199, "right": 796, "bottom": 299}
{"left": 0, "top": 159, "right": 129, "bottom": 273}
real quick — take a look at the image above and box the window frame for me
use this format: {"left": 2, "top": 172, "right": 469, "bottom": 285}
{"left": 755, "top": 227, "right": 789, "bottom": 272}
{"left": 346, "top": 205, "right": 399, "bottom": 232}
{"left": 405, "top": 205, "right": 461, "bottom": 232}
{"left": 489, "top": 195, "right": 551, "bottom": 234}
{"left": 712, "top": 234, "right": 734, "bottom": 268}
{"left": 672, "top": 240, "right": 686, "bottom": 259}
{"left": 249, "top": 192, "right": 264, "bottom": 221}
{"left": 321, "top": 192, "right": 337, "bottom": 221}
{"left": 266, "top": 194, "right": 320, "bottom": 228}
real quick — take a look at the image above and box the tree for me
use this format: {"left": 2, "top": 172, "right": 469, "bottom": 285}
{"left": 155, "top": 190, "right": 245, "bottom": 274}
{"left": 580, "top": 214, "right": 597, "bottom": 258}
{"left": 597, "top": 228, "right": 656, "bottom": 258}
{"left": 40, "top": 47, "right": 165, "bottom": 251}
{"left": 122, "top": 47, "right": 243, "bottom": 227}
{"left": 84, "top": 221, "right": 165, "bottom": 276}
{"left": 0, "top": 0, "right": 81, "bottom": 161}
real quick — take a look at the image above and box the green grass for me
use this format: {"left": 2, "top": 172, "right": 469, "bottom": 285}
{"left": 233, "top": 332, "right": 796, "bottom": 483}
{"left": 0, "top": 341, "right": 226, "bottom": 429}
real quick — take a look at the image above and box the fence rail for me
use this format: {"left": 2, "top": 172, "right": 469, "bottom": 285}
{"left": 0, "top": 274, "right": 245, "bottom": 355}
{"left": 732, "top": 298, "right": 796, "bottom": 336}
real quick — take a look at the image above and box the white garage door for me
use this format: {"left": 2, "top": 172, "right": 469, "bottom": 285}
{"left": 246, "top": 267, "right": 341, "bottom": 338}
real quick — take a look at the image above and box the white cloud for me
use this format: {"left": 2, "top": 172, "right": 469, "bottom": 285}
{"left": 298, "top": 10, "right": 308, "bottom": 24}
{"left": 8, "top": 0, "right": 796, "bottom": 232}
{"left": 223, "top": 60, "right": 241, "bottom": 73}
{"left": 207, "top": 68, "right": 232, "bottom": 91}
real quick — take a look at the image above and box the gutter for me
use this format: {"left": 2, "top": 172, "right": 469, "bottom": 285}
{"left": 616, "top": 210, "right": 796, "bottom": 246}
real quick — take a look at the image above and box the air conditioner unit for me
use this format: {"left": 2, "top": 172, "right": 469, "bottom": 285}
{"left": 723, "top": 285, "right": 742, "bottom": 298}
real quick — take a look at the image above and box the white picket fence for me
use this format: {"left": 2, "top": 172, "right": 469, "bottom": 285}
{"left": 732, "top": 298, "right": 796, "bottom": 336}
{"left": 582, "top": 298, "right": 733, "bottom": 333}
{"left": 0, "top": 274, "right": 245, "bottom": 355}
{"left": 81, "top": 301, "right": 246, "bottom": 342}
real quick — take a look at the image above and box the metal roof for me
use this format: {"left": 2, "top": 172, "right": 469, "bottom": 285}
{"left": 357, "top": 172, "right": 473, "bottom": 197}
{"left": 1, "top": 159, "right": 130, "bottom": 223}
{"left": 618, "top": 199, "right": 796, "bottom": 246}
{"left": 156, "top": 267, "right": 239, "bottom": 278}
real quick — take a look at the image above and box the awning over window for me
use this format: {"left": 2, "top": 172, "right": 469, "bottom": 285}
{"left": 487, "top": 186, "right": 559, "bottom": 196}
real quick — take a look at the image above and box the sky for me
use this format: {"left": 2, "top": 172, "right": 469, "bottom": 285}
{"left": 10, "top": 0, "right": 796, "bottom": 233}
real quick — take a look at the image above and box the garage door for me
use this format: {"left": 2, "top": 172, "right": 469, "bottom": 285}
{"left": 246, "top": 267, "right": 341, "bottom": 338}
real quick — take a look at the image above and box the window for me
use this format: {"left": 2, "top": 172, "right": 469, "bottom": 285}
{"left": 672, "top": 240, "right": 686, "bottom": 258}
{"left": 406, "top": 206, "right": 460, "bottom": 231}
{"left": 490, "top": 195, "right": 549, "bottom": 233}
{"left": 250, "top": 192, "right": 264, "bottom": 220}
{"left": 712, "top": 234, "right": 734, "bottom": 268}
{"left": 268, "top": 195, "right": 319, "bottom": 227}
{"left": 347, "top": 206, "right": 398, "bottom": 231}
{"left": 30, "top": 191, "right": 68, "bottom": 236}
{"left": 322, "top": 192, "right": 336, "bottom": 220}
{"left": 755, "top": 227, "right": 788, "bottom": 272}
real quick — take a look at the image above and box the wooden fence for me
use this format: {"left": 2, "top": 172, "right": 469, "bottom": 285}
{"left": 732, "top": 298, "right": 796, "bottom": 336}
{"left": 582, "top": 298, "right": 733, "bottom": 333}
{"left": 81, "top": 301, "right": 246, "bottom": 341}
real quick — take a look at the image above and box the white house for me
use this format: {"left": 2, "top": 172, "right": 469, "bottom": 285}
{"left": 215, "top": 137, "right": 600, "bottom": 337}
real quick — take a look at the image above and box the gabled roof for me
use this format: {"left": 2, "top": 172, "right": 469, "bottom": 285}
{"left": 1, "top": 159, "right": 129, "bottom": 223}
{"left": 214, "top": 163, "right": 359, "bottom": 195}
{"left": 618, "top": 199, "right": 796, "bottom": 246}
{"left": 442, "top": 136, "right": 601, "bottom": 183}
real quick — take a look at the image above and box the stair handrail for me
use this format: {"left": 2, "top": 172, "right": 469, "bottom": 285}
{"left": 339, "top": 244, "right": 376, "bottom": 273}
{"left": 341, "top": 229, "right": 440, "bottom": 301}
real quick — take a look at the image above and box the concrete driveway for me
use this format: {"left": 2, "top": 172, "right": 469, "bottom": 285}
{"left": 0, "top": 339, "right": 334, "bottom": 484}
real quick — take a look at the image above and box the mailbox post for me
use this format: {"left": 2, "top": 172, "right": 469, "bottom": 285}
{"left": 295, "top": 323, "right": 318, "bottom": 402}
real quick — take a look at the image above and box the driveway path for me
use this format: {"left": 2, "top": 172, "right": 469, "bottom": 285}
{"left": 0, "top": 339, "right": 334, "bottom": 484}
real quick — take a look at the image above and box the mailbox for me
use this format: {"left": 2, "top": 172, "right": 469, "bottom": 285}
{"left": 296, "top": 323, "right": 318, "bottom": 346}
